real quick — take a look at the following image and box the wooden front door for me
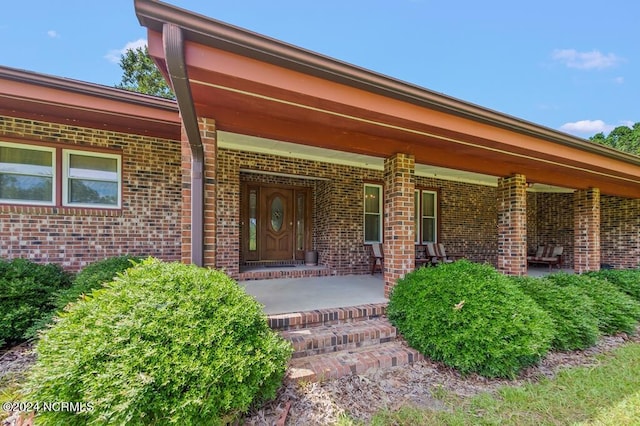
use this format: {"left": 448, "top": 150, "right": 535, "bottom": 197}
{"left": 260, "top": 187, "right": 294, "bottom": 260}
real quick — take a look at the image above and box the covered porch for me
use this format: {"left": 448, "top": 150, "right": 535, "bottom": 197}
{"left": 135, "top": 0, "right": 640, "bottom": 297}
{"left": 242, "top": 266, "right": 574, "bottom": 315}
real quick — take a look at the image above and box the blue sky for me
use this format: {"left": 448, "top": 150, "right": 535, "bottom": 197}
{"left": 2, "top": 0, "right": 638, "bottom": 139}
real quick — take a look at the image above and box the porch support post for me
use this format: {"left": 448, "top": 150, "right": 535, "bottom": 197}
{"left": 573, "top": 188, "right": 600, "bottom": 273}
{"left": 497, "top": 174, "right": 527, "bottom": 275}
{"left": 383, "top": 153, "right": 415, "bottom": 298}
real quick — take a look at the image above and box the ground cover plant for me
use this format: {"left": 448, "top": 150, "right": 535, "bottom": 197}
{"left": 387, "top": 260, "right": 554, "bottom": 378}
{"left": 546, "top": 272, "right": 640, "bottom": 335}
{"left": 22, "top": 258, "right": 292, "bottom": 425}
{"left": 0, "top": 258, "right": 72, "bottom": 348}
{"left": 511, "top": 276, "right": 600, "bottom": 350}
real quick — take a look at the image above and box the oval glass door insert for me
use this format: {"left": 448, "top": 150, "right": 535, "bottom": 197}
{"left": 271, "top": 196, "right": 284, "bottom": 232}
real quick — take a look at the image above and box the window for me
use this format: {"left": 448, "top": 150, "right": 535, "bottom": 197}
{"left": 364, "top": 184, "right": 382, "bottom": 243}
{"left": 63, "top": 150, "right": 120, "bottom": 208}
{"left": 0, "top": 142, "right": 55, "bottom": 205}
{"left": 0, "top": 141, "right": 121, "bottom": 209}
{"left": 415, "top": 189, "right": 437, "bottom": 244}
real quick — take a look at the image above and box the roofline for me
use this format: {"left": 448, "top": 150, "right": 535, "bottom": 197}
{"left": 0, "top": 65, "right": 178, "bottom": 113}
{"left": 135, "top": 0, "right": 640, "bottom": 167}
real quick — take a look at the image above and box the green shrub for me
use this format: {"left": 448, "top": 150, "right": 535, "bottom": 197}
{"left": 388, "top": 260, "right": 554, "bottom": 378}
{"left": 586, "top": 269, "right": 640, "bottom": 302}
{"left": 546, "top": 273, "right": 640, "bottom": 335}
{"left": 0, "top": 258, "right": 72, "bottom": 347}
{"left": 24, "top": 255, "right": 142, "bottom": 339}
{"left": 23, "top": 258, "right": 292, "bottom": 425}
{"left": 511, "top": 276, "right": 600, "bottom": 351}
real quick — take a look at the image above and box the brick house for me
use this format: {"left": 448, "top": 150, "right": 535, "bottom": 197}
{"left": 2, "top": 1, "right": 639, "bottom": 298}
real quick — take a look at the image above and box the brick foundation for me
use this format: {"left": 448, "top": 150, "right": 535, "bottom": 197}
{"left": 497, "top": 174, "right": 527, "bottom": 275}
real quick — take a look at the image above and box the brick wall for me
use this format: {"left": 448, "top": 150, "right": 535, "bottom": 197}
{"left": 532, "top": 192, "right": 574, "bottom": 268}
{"left": 574, "top": 188, "right": 601, "bottom": 272}
{"left": 215, "top": 148, "right": 503, "bottom": 277}
{"left": 0, "top": 115, "right": 182, "bottom": 270}
{"left": 601, "top": 195, "right": 640, "bottom": 269}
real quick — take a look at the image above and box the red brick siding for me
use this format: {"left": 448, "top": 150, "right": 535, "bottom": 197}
{"left": 601, "top": 195, "right": 639, "bottom": 269}
{"left": 0, "top": 115, "right": 181, "bottom": 270}
{"left": 531, "top": 192, "right": 574, "bottom": 268}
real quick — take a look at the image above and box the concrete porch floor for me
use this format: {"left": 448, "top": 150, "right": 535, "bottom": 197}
{"left": 240, "top": 266, "right": 574, "bottom": 314}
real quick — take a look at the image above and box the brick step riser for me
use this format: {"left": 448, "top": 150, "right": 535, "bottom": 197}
{"left": 289, "top": 334, "right": 397, "bottom": 359}
{"left": 267, "top": 303, "right": 388, "bottom": 331}
{"left": 287, "top": 342, "right": 424, "bottom": 383}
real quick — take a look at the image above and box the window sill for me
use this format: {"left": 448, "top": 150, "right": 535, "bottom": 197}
{"left": 0, "top": 203, "right": 122, "bottom": 217}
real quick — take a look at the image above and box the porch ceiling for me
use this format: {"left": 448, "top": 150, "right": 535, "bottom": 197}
{"left": 136, "top": 0, "right": 640, "bottom": 198}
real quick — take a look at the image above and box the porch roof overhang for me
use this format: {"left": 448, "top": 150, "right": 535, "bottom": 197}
{"left": 0, "top": 65, "right": 180, "bottom": 140}
{"left": 136, "top": 0, "right": 640, "bottom": 198}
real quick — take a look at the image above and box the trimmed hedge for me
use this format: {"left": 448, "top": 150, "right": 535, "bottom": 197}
{"left": 546, "top": 273, "right": 640, "bottom": 335}
{"left": 586, "top": 269, "right": 640, "bottom": 302}
{"left": 511, "top": 276, "right": 600, "bottom": 351}
{"left": 388, "top": 260, "right": 554, "bottom": 378}
{"left": 23, "top": 258, "right": 292, "bottom": 425}
{"left": 0, "top": 258, "right": 72, "bottom": 347}
{"left": 24, "top": 255, "right": 142, "bottom": 339}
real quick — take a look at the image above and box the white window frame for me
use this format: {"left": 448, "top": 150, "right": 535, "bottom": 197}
{"left": 364, "top": 183, "right": 383, "bottom": 244}
{"left": 0, "top": 141, "right": 56, "bottom": 206}
{"left": 415, "top": 189, "right": 438, "bottom": 244}
{"left": 62, "top": 149, "right": 121, "bottom": 209}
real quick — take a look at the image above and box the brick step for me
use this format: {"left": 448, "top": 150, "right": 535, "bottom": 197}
{"left": 281, "top": 318, "right": 397, "bottom": 358}
{"left": 267, "top": 303, "right": 387, "bottom": 331}
{"left": 287, "top": 340, "right": 424, "bottom": 383}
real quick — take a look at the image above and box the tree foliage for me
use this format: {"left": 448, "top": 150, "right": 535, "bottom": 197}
{"left": 590, "top": 122, "right": 640, "bottom": 155}
{"left": 116, "top": 46, "right": 174, "bottom": 99}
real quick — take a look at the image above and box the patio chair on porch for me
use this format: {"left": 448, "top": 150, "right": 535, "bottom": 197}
{"left": 426, "top": 242, "right": 458, "bottom": 264}
{"left": 527, "top": 245, "right": 563, "bottom": 271}
{"left": 370, "top": 242, "right": 384, "bottom": 274}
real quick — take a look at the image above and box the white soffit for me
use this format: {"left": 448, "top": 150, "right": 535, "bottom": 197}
{"left": 218, "top": 131, "right": 572, "bottom": 192}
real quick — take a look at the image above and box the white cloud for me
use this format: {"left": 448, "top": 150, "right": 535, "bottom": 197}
{"left": 47, "top": 30, "right": 60, "bottom": 38}
{"left": 552, "top": 49, "right": 623, "bottom": 70}
{"left": 105, "top": 38, "right": 147, "bottom": 63}
{"left": 560, "top": 119, "right": 615, "bottom": 135}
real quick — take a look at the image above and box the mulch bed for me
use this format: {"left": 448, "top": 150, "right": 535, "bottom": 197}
{"left": 2, "top": 332, "right": 639, "bottom": 425}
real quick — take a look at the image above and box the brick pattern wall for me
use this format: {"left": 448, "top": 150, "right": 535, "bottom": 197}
{"left": 601, "top": 195, "right": 640, "bottom": 268}
{"left": 383, "top": 153, "right": 415, "bottom": 297}
{"left": 574, "top": 188, "right": 601, "bottom": 272}
{"left": 497, "top": 174, "right": 527, "bottom": 275}
{"left": 0, "top": 115, "right": 181, "bottom": 270}
{"left": 531, "top": 192, "right": 574, "bottom": 268}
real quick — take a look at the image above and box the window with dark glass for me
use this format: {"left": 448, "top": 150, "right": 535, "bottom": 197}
{"left": 364, "top": 184, "right": 382, "bottom": 243}
{"left": 414, "top": 189, "right": 437, "bottom": 243}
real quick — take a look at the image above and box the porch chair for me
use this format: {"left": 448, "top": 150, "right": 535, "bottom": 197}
{"left": 426, "top": 242, "right": 460, "bottom": 264}
{"left": 370, "top": 242, "right": 384, "bottom": 274}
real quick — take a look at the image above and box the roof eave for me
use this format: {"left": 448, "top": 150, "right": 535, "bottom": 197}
{"left": 135, "top": 0, "right": 640, "bottom": 167}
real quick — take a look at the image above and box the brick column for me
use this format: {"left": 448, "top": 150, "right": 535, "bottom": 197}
{"left": 574, "top": 188, "right": 600, "bottom": 273}
{"left": 180, "top": 118, "right": 217, "bottom": 267}
{"left": 497, "top": 174, "right": 527, "bottom": 275}
{"left": 383, "top": 153, "right": 415, "bottom": 297}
